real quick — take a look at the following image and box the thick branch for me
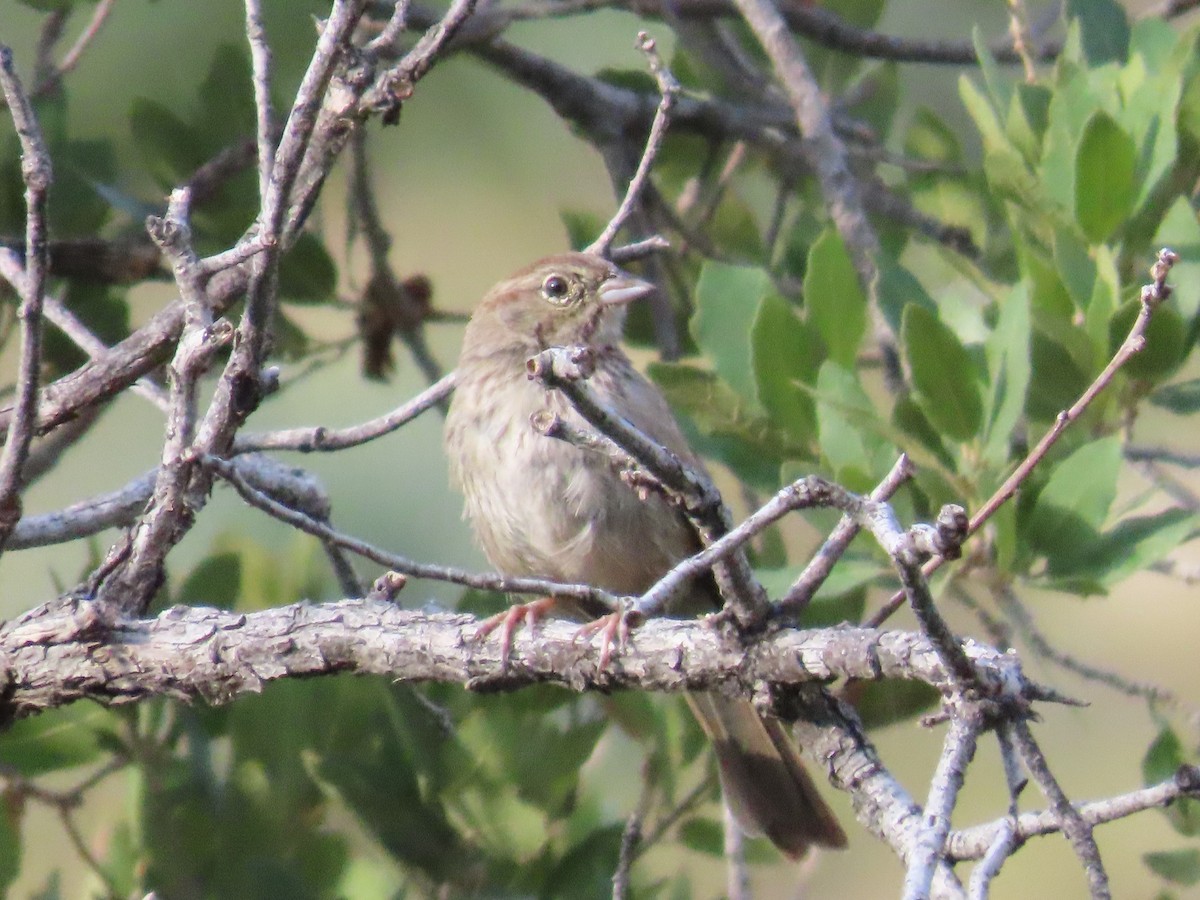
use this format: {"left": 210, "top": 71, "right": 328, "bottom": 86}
{"left": 0, "top": 601, "right": 1028, "bottom": 719}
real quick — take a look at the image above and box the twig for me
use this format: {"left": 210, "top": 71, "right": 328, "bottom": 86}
{"left": 0, "top": 46, "right": 52, "bottom": 554}
{"left": 31, "top": 0, "right": 116, "bottom": 96}
{"left": 904, "top": 711, "right": 981, "bottom": 900}
{"left": 587, "top": 32, "right": 679, "bottom": 258}
{"left": 994, "top": 584, "right": 1182, "bottom": 709}
{"left": 611, "top": 760, "right": 655, "bottom": 900}
{"left": 1010, "top": 720, "right": 1110, "bottom": 899}
{"left": 234, "top": 372, "right": 455, "bottom": 454}
{"left": 947, "top": 764, "right": 1200, "bottom": 861}
{"left": 42, "top": 296, "right": 169, "bottom": 412}
{"left": 728, "top": 0, "right": 896, "bottom": 380}
{"left": 203, "top": 453, "right": 619, "bottom": 609}
{"left": 777, "top": 453, "right": 912, "bottom": 617}
{"left": 244, "top": 0, "right": 276, "bottom": 205}
{"left": 967, "top": 818, "right": 1017, "bottom": 900}
{"left": 528, "top": 345, "right": 770, "bottom": 628}
{"left": 867, "top": 249, "right": 1180, "bottom": 628}
{"left": 723, "top": 800, "right": 751, "bottom": 900}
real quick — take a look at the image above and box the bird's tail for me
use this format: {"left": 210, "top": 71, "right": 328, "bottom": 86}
{"left": 686, "top": 692, "right": 848, "bottom": 858}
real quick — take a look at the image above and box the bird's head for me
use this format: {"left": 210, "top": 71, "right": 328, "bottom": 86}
{"left": 462, "top": 252, "right": 655, "bottom": 358}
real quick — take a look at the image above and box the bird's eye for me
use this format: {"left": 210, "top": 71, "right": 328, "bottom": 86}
{"left": 541, "top": 274, "right": 570, "bottom": 303}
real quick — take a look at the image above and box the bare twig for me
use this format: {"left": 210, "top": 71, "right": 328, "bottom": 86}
{"left": 0, "top": 46, "right": 52, "bottom": 554}
{"left": 528, "top": 345, "right": 770, "bottom": 628}
{"left": 31, "top": 0, "right": 117, "bottom": 96}
{"left": 728, "top": 0, "right": 895, "bottom": 378}
{"left": 723, "top": 800, "right": 751, "bottom": 900}
{"left": 1010, "top": 720, "right": 1110, "bottom": 899}
{"left": 587, "top": 32, "right": 679, "bottom": 258}
{"left": 244, "top": 0, "right": 276, "bottom": 204}
{"left": 204, "top": 452, "right": 620, "bottom": 609}
{"left": 234, "top": 372, "right": 455, "bottom": 454}
{"left": 777, "top": 453, "right": 912, "bottom": 617}
{"left": 868, "top": 249, "right": 1180, "bottom": 628}
{"left": 947, "top": 764, "right": 1200, "bottom": 861}
{"left": 904, "top": 710, "right": 981, "bottom": 900}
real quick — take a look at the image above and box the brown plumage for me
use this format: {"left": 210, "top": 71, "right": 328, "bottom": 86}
{"left": 444, "top": 251, "right": 847, "bottom": 857}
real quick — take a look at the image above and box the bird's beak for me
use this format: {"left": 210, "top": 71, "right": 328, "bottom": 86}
{"left": 598, "top": 271, "right": 655, "bottom": 306}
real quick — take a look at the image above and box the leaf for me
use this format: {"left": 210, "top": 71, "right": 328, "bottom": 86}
{"left": 278, "top": 232, "right": 338, "bottom": 303}
{"left": 649, "top": 362, "right": 790, "bottom": 489}
{"left": 177, "top": 553, "right": 242, "bottom": 609}
{"left": 1109, "top": 298, "right": 1188, "bottom": 381}
{"left": 0, "top": 806, "right": 20, "bottom": 894}
{"left": 813, "top": 361, "right": 875, "bottom": 485}
{"left": 853, "top": 679, "right": 940, "bottom": 729}
{"left": 1086, "top": 508, "right": 1199, "bottom": 588}
{"left": 1145, "top": 724, "right": 1200, "bottom": 837}
{"left": 129, "top": 98, "right": 204, "bottom": 185}
{"left": 691, "top": 262, "right": 770, "bottom": 409}
{"left": 902, "top": 304, "right": 983, "bottom": 442}
{"left": 1151, "top": 378, "right": 1200, "bottom": 414}
{"left": 1153, "top": 198, "right": 1200, "bottom": 320}
{"left": 1075, "top": 111, "right": 1138, "bottom": 243}
{"left": 1145, "top": 849, "right": 1200, "bottom": 886}
{"left": 560, "top": 209, "right": 605, "bottom": 251}
{"left": 804, "top": 228, "right": 867, "bottom": 367}
{"left": 1024, "top": 437, "right": 1122, "bottom": 570}
{"left": 1066, "top": 0, "right": 1130, "bottom": 66}
{"left": 752, "top": 294, "right": 817, "bottom": 446}
{"left": 982, "top": 284, "right": 1031, "bottom": 467}
{"left": 679, "top": 817, "right": 724, "bottom": 856}
{"left": 0, "top": 703, "right": 113, "bottom": 776}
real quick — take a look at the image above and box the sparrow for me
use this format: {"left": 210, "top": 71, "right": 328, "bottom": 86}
{"left": 444, "top": 251, "right": 847, "bottom": 857}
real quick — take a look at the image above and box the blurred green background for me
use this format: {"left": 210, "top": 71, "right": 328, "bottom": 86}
{"left": 2, "top": 0, "right": 1199, "bottom": 897}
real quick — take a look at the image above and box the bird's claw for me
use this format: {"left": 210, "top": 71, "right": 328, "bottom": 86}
{"left": 574, "top": 608, "right": 639, "bottom": 670}
{"left": 473, "top": 596, "right": 558, "bottom": 668}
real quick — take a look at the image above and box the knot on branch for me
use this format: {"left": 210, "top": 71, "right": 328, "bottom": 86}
{"left": 527, "top": 345, "right": 596, "bottom": 384}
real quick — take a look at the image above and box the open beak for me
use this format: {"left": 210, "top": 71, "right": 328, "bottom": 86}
{"left": 598, "top": 271, "right": 656, "bottom": 306}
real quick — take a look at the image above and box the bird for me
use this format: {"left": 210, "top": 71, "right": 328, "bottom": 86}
{"left": 444, "top": 250, "right": 847, "bottom": 858}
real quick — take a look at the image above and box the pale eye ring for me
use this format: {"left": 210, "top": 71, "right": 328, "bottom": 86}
{"left": 541, "top": 274, "right": 570, "bottom": 302}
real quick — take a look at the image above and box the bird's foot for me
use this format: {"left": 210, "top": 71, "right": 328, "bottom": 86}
{"left": 574, "top": 606, "right": 641, "bottom": 670}
{"left": 472, "top": 596, "right": 558, "bottom": 667}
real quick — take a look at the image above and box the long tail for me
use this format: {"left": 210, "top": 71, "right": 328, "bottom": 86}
{"left": 686, "top": 692, "right": 848, "bottom": 858}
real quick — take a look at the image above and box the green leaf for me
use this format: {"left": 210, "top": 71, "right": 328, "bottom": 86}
{"left": 814, "top": 361, "right": 875, "bottom": 485}
{"left": 1036, "top": 437, "right": 1124, "bottom": 531}
{"left": 692, "top": 262, "right": 770, "bottom": 409}
{"left": 983, "top": 285, "right": 1031, "bottom": 467}
{"left": 752, "top": 294, "right": 817, "bottom": 446}
{"left": 1066, "top": 0, "right": 1130, "bottom": 66}
{"left": 177, "top": 552, "right": 242, "bottom": 609}
{"left": 1150, "top": 378, "right": 1200, "bottom": 414}
{"left": 560, "top": 209, "right": 605, "bottom": 251}
{"left": 129, "top": 98, "right": 204, "bottom": 186}
{"left": 0, "top": 703, "right": 113, "bottom": 776}
{"left": 1087, "top": 508, "right": 1199, "bottom": 588}
{"left": 1145, "top": 724, "right": 1200, "bottom": 837}
{"left": 902, "top": 304, "right": 983, "bottom": 441}
{"left": 1025, "top": 437, "right": 1122, "bottom": 565}
{"left": 679, "top": 817, "right": 724, "bottom": 856}
{"left": 1075, "top": 112, "right": 1138, "bottom": 243}
{"left": 876, "top": 254, "right": 937, "bottom": 338}
{"left": 649, "top": 362, "right": 789, "bottom": 489}
{"left": 1109, "top": 298, "right": 1188, "bottom": 382}
{"left": 278, "top": 232, "right": 338, "bottom": 303}
{"left": 854, "top": 679, "right": 940, "bottom": 729}
{"left": 0, "top": 805, "right": 20, "bottom": 893}
{"left": 804, "top": 228, "right": 867, "bottom": 367}
{"left": 1153, "top": 198, "right": 1200, "bottom": 320}
{"left": 1145, "top": 850, "right": 1200, "bottom": 886}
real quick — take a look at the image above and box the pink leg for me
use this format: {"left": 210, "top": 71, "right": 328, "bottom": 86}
{"left": 473, "top": 596, "right": 559, "bottom": 663}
